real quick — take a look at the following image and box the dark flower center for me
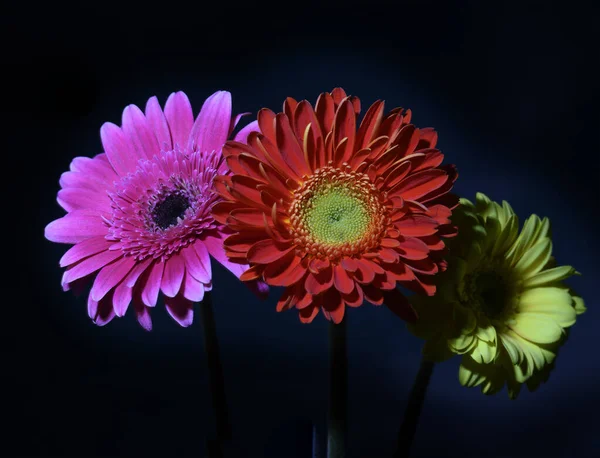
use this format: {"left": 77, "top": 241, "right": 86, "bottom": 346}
{"left": 152, "top": 194, "right": 191, "bottom": 230}
{"left": 474, "top": 271, "right": 511, "bottom": 319}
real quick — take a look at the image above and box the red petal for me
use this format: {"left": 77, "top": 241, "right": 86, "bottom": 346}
{"left": 362, "top": 285, "right": 384, "bottom": 305}
{"left": 322, "top": 288, "right": 345, "bottom": 324}
{"left": 230, "top": 208, "right": 267, "bottom": 227}
{"left": 305, "top": 264, "right": 334, "bottom": 295}
{"left": 378, "top": 247, "right": 399, "bottom": 263}
{"left": 382, "top": 161, "right": 412, "bottom": 189}
{"left": 416, "top": 127, "right": 438, "bottom": 149}
{"left": 395, "top": 215, "right": 439, "bottom": 236}
{"left": 341, "top": 257, "right": 359, "bottom": 272}
{"left": 240, "top": 264, "right": 262, "bottom": 281}
{"left": 390, "top": 124, "right": 419, "bottom": 158}
{"left": 354, "top": 259, "right": 375, "bottom": 284}
{"left": 223, "top": 230, "right": 269, "bottom": 253}
{"left": 397, "top": 237, "right": 430, "bottom": 260}
{"left": 408, "top": 149, "right": 444, "bottom": 172}
{"left": 247, "top": 239, "right": 294, "bottom": 264}
{"left": 356, "top": 100, "right": 384, "bottom": 149}
{"left": 309, "top": 257, "right": 330, "bottom": 274}
{"left": 343, "top": 284, "right": 364, "bottom": 308}
{"left": 275, "top": 113, "right": 311, "bottom": 177}
{"left": 257, "top": 108, "right": 277, "bottom": 144}
{"left": 315, "top": 92, "right": 335, "bottom": 133}
{"left": 333, "top": 264, "right": 355, "bottom": 295}
{"left": 406, "top": 257, "right": 439, "bottom": 275}
{"left": 263, "top": 252, "right": 307, "bottom": 286}
{"left": 299, "top": 304, "right": 319, "bottom": 323}
{"left": 380, "top": 238, "right": 401, "bottom": 248}
{"left": 332, "top": 99, "right": 356, "bottom": 165}
{"left": 391, "top": 169, "right": 448, "bottom": 201}
{"left": 386, "top": 261, "right": 416, "bottom": 282}
{"left": 283, "top": 97, "right": 299, "bottom": 124}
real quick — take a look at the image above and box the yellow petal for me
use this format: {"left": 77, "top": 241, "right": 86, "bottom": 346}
{"left": 475, "top": 192, "right": 491, "bottom": 213}
{"left": 458, "top": 360, "right": 486, "bottom": 387}
{"left": 483, "top": 216, "right": 501, "bottom": 251}
{"left": 499, "top": 333, "right": 524, "bottom": 365}
{"left": 502, "top": 200, "right": 516, "bottom": 220}
{"left": 573, "top": 295, "right": 586, "bottom": 315}
{"left": 519, "top": 287, "right": 577, "bottom": 327}
{"left": 533, "top": 216, "right": 551, "bottom": 242}
{"left": 476, "top": 324, "right": 497, "bottom": 343}
{"left": 508, "top": 312, "right": 564, "bottom": 344}
{"left": 459, "top": 197, "right": 475, "bottom": 209}
{"left": 448, "top": 333, "right": 475, "bottom": 352}
{"left": 505, "top": 215, "right": 539, "bottom": 266}
{"left": 514, "top": 238, "right": 553, "bottom": 278}
{"left": 470, "top": 339, "right": 496, "bottom": 364}
{"left": 491, "top": 214, "right": 518, "bottom": 257}
{"left": 511, "top": 333, "right": 545, "bottom": 370}
{"left": 522, "top": 265, "right": 577, "bottom": 288}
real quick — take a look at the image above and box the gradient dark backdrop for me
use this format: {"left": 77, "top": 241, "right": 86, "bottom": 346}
{"left": 5, "top": 1, "right": 599, "bottom": 457}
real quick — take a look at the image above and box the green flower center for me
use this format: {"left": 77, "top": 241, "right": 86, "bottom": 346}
{"left": 288, "top": 165, "right": 387, "bottom": 260}
{"left": 305, "top": 188, "right": 371, "bottom": 245}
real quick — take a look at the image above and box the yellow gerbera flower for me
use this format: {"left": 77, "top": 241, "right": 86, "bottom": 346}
{"left": 408, "top": 193, "right": 585, "bottom": 399}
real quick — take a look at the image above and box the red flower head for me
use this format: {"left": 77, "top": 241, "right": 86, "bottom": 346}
{"left": 213, "top": 88, "right": 458, "bottom": 323}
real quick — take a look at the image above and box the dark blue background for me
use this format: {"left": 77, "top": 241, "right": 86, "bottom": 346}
{"left": 6, "top": 1, "right": 598, "bottom": 456}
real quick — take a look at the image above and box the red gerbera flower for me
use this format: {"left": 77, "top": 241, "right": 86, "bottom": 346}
{"left": 212, "top": 88, "right": 458, "bottom": 324}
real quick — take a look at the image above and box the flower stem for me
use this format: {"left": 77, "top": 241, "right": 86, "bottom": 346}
{"left": 327, "top": 317, "right": 348, "bottom": 458}
{"left": 200, "top": 292, "right": 231, "bottom": 457}
{"left": 394, "top": 359, "right": 435, "bottom": 458}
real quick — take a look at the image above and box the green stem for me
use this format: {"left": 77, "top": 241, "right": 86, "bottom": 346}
{"left": 200, "top": 292, "right": 231, "bottom": 457}
{"left": 327, "top": 317, "right": 348, "bottom": 458}
{"left": 394, "top": 359, "right": 435, "bottom": 458}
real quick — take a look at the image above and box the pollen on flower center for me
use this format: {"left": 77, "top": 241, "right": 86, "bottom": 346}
{"left": 288, "top": 165, "right": 387, "bottom": 260}
{"left": 152, "top": 193, "right": 191, "bottom": 230}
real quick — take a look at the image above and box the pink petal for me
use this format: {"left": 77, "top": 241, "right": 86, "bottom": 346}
{"left": 164, "top": 91, "right": 193, "bottom": 149}
{"left": 45, "top": 210, "right": 108, "bottom": 244}
{"left": 122, "top": 104, "right": 160, "bottom": 159}
{"left": 233, "top": 120, "right": 260, "bottom": 144}
{"left": 124, "top": 257, "right": 154, "bottom": 288}
{"left": 161, "top": 254, "right": 185, "bottom": 298}
{"left": 133, "top": 301, "right": 153, "bottom": 331}
{"left": 145, "top": 96, "right": 172, "bottom": 151}
{"left": 67, "top": 155, "right": 118, "bottom": 185}
{"left": 57, "top": 188, "right": 111, "bottom": 213}
{"left": 229, "top": 112, "right": 250, "bottom": 136}
{"left": 246, "top": 280, "right": 269, "bottom": 299}
{"left": 63, "top": 249, "right": 123, "bottom": 284}
{"left": 182, "top": 272, "right": 205, "bottom": 302}
{"left": 60, "top": 236, "right": 112, "bottom": 267}
{"left": 164, "top": 295, "right": 194, "bottom": 327}
{"left": 141, "top": 260, "right": 165, "bottom": 307}
{"left": 87, "top": 292, "right": 116, "bottom": 326}
{"left": 182, "top": 242, "right": 212, "bottom": 284}
{"left": 113, "top": 281, "right": 132, "bottom": 317}
{"left": 188, "top": 91, "right": 232, "bottom": 153}
{"left": 203, "top": 232, "right": 246, "bottom": 278}
{"left": 100, "top": 122, "right": 139, "bottom": 177}
{"left": 91, "top": 256, "right": 136, "bottom": 302}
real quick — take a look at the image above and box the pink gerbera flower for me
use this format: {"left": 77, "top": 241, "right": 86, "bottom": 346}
{"left": 45, "top": 91, "right": 265, "bottom": 330}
